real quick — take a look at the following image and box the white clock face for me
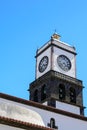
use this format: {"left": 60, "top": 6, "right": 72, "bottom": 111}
{"left": 57, "top": 55, "right": 71, "bottom": 72}
{"left": 38, "top": 56, "right": 49, "bottom": 73}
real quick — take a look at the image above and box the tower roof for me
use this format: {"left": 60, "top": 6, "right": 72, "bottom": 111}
{"left": 51, "top": 33, "right": 61, "bottom": 40}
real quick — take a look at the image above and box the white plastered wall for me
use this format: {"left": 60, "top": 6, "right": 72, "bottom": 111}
{"left": 0, "top": 124, "right": 25, "bottom": 130}
{"left": 0, "top": 98, "right": 87, "bottom": 130}
{"left": 56, "top": 101, "right": 80, "bottom": 114}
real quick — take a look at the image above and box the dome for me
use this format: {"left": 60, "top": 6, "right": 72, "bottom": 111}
{"left": 0, "top": 99, "right": 45, "bottom": 126}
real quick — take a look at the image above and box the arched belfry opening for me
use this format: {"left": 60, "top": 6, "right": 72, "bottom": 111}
{"left": 59, "top": 84, "right": 65, "bottom": 100}
{"left": 69, "top": 87, "right": 76, "bottom": 103}
{"left": 34, "top": 89, "right": 38, "bottom": 102}
{"left": 41, "top": 84, "right": 47, "bottom": 101}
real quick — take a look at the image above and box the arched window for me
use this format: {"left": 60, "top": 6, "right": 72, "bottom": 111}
{"left": 34, "top": 89, "right": 38, "bottom": 102}
{"left": 48, "top": 118, "right": 58, "bottom": 129}
{"left": 70, "top": 87, "right": 76, "bottom": 103}
{"left": 59, "top": 84, "right": 65, "bottom": 100}
{"left": 50, "top": 118, "right": 55, "bottom": 128}
{"left": 41, "top": 84, "right": 46, "bottom": 101}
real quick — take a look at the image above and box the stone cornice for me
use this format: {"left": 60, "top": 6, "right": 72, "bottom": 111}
{"left": 30, "top": 70, "right": 82, "bottom": 88}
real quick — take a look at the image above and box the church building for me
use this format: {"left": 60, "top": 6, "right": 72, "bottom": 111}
{"left": 0, "top": 33, "right": 87, "bottom": 130}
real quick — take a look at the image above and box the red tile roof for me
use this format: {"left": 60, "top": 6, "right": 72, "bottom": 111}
{"left": 0, "top": 116, "right": 53, "bottom": 130}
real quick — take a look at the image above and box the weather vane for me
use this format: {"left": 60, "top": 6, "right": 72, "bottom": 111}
{"left": 54, "top": 29, "right": 57, "bottom": 33}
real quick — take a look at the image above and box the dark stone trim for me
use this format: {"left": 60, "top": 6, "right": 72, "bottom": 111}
{"left": 30, "top": 70, "right": 82, "bottom": 88}
{"left": 0, "top": 93, "right": 87, "bottom": 121}
{"left": 35, "top": 41, "right": 77, "bottom": 58}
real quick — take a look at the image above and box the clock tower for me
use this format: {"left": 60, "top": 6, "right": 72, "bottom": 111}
{"left": 29, "top": 33, "right": 84, "bottom": 115}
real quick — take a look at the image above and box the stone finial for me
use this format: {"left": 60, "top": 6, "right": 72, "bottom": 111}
{"left": 51, "top": 33, "right": 61, "bottom": 40}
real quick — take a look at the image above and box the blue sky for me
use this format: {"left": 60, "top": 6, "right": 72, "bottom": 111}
{"left": 0, "top": 0, "right": 87, "bottom": 116}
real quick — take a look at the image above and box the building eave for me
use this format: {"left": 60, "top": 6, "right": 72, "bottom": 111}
{"left": 0, "top": 116, "right": 53, "bottom": 130}
{"left": 0, "top": 93, "right": 87, "bottom": 121}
